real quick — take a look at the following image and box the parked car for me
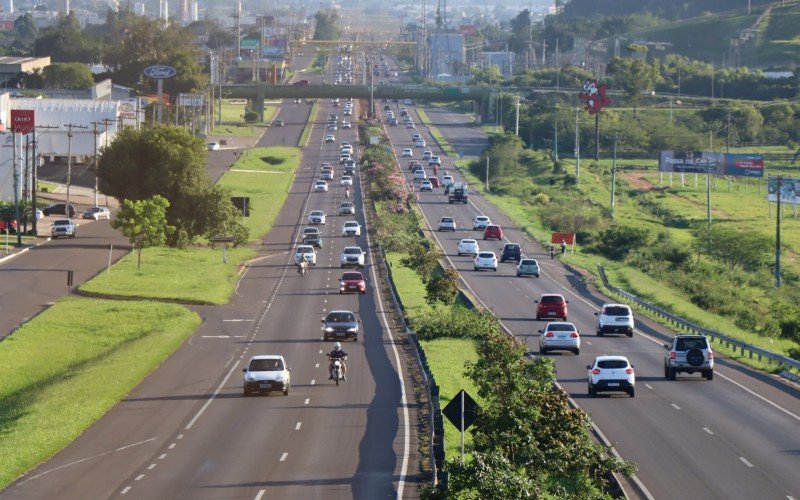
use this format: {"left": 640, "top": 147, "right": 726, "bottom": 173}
{"left": 595, "top": 304, "right": 634, "bottom": 337}
{"left": 516, "top": 258, "right": 540, "bottom": 278}
{"left": 208, "top": 142, "right": 220, "bottom": 151}
{"left": 539, "top": 322, "right": 580, "bottom": 355}
{"left": 339, "top": 202, "right": 356, "bottom": 215}
{"left": 457, "top": 238, "right": 479, "bottom": 256}
{"left": 483, "top": 225, "right": 503, "bottom": 240}
{"left": 535, "top": 294, "right": 569, "bottom": 321}
{"left": 474, "top": 251, "right": 498, "bottom": 271}
{"left": 340, "top": 246, "right": 366, "bottom": 268}
{"left": 321, "top": 310, "right": 360, "bottom": 341}
{"left": 438, "top": 217, "right": 456, "bottom": 231}
{"left": 500, "top": 243, "right": 522, "bottom": 263}
{"left": 294, "top": 245, "right": 317, "bottom": 265}
{"left": 43, "top": 203, "right": 76, "bottom": 217}
{"left": 472, "top": 215, "right": 491, "bottom": 230}
{"left": 82, "top": 206, "right": 111, "bottom": 220}
{"left": 308, "top": 210, "right": 326, "bottom": 224}
{"left": 339, "top": 271, "right": 367, "bottom": 294}
{"left": 242, "top": 355, "right": 290, "bottom": 396}
{"left": 341, "top": 221, "right": 361, "bottom": 237}
{"left": 51, "top": 218, "right": 76, "bottom": 238}
{"left": 664, "top": 335, "right": 714, "bottom": 380}
{"left": 587, "top": 356, "right": 635, "bottom": 397}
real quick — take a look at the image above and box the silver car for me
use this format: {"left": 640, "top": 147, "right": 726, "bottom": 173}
{"left": 664, "top": 335, "right": 714, "bottom": 380}
{"left": 539, "top": 322, "right": 581, "bottom": 355}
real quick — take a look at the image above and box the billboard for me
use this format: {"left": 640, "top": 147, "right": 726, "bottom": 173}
{"left": 10, "top": 109, "right": 35, "bottom": 134}
{"left": 767, "top": 177, "right": 800, "bottom": 205}
{"left": 659, "top": 151, "right": 764, "bottom": 177}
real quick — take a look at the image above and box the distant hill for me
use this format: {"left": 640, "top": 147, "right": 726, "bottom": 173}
{"left": 562, "top": 0, "right": 774, "bottom": 20}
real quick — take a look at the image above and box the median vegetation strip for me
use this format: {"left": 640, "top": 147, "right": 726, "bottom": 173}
{"left": 416, "top": 107, "right": 458, "bottom": 157}
{"left": 0, "top": 297, "right": 200, "bottom": 489}
{"left": 298, "top": 101, "right": 319, "bottom": 147}
{"left": 211, "top": 100, "right": 279, "bottom": 137}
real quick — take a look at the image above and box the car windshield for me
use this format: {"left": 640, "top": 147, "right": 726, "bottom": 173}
{"left": 342, "top": 272, "right": 363, "bottom": 280}
{"left": 441, "top": 218, "right": 453, "bottom": 223}
{"left": 597, "top": 359, "right": 629, "bottom": 369}
{"left": 344, "top": 248, "right": 361, "bottom": 254}
{"left": 540, "top": 295, "right": 564, "bottom": 303}
{"left": 675, "top": 337, "right": 708, "bottom": 350}
{"left": 315, "top": 181, "right": 325, "bottom": 185}
{"left": 547, "top": 324, "right": 576, "bottom": 332}
{"left": 249, "top": 358, "right": 284, "bottom": 371}
{"left": 476, "top": 217, "right": 488, "bottom": 221}
{"left": 505, "top": 245, "right": 519, "bottom": 251}
{"left": 303, "top": 228, "right": 318, "bottom": 235}
{"left": 297, "top": 247, "right": 313, "bottom": 253}
{"left": 345, "top": 222, "right": 358, "bottom": 227}
{"left": 54, "top": 220, "right": 71, "bottom": 226}
{"left": 326, "top": 312, "right": 355, "bottom": 322}
{"left": 310, "top": 211, "right": 323, "bottom": 216}
{"left": 520, "top": 260, "right": 537, "bottom": 265}
{"left": 604, "top": 306, "right": 630, "bottom": 316}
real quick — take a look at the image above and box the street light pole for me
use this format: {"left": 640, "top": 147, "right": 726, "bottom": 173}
{"left": 610, "top": 134, "right": 618, "bottom": 219}
{"left": 515, "top": 96, "right": 520, "bottom": 136}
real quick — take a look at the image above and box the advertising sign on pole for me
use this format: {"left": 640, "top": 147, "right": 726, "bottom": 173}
{"left": 659, "top": 151, "right": 764, "bottom": 177}
{"left": 726, "top": 153, "right": 764, "bottom": 177}
{"left": 10, "top": 110, "right": 35, "bottom": 134}
{"left": 143, "top": 65, "right": 177, "bottom": 124}
{"left": 768, "top": 177, "right": 800, "bottom": 205}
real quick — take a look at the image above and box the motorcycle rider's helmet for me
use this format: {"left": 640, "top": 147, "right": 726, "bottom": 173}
{"left": 334, "top": 342, "right": 342, "bottom": 351}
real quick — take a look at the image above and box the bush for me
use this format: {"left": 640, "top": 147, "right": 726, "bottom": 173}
{"left": 401, "top": 242, "right": 440, "bottom": 283}
{"left": 426, "top": 268, "right": 460, "bottom": 305}
{"left": 591, "top": 224, "right": 651, "bottom": 261}
{"left": 243, "top": 107, "right": 258, "bottom": 123}
{"left": 412, "top": 306, "right": 501, "bottom": 340}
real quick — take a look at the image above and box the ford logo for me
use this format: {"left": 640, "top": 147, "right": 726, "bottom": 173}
{"left": 143, "top": 65, "right": 177, "bottom": 79}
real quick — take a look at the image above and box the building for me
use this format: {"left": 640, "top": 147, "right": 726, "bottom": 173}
{"left": 480, "top": 51, "right": 516, "bottom": 78}
{"left": 58, "top": 0, "right": 69, "bottom": 15}
{"left": 0, "top": 56, "right": 51, "bottom": 87}
{"left": 428, "top": 33, "right": 465, "bottom": 79}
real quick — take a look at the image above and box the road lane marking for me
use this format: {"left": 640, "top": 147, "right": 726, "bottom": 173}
{"left": 671, "top": 403, "right": 681, "bottom": 410}
{"left": 168, "top": 443, "right": 175, "bottom": 449}
{"left": 304, "top": 398, "right": 310, "bottom": 405}
{"left": 311, "top": 379, "right": 316, "bottom": 385}
{"left": 135, "top": 475, "right": 144, "bottom": 481}
{"left": 177, "top": 434, "right": 183, "bottom": 439}
{"left": 158, "top": 454, "right": 167, "bottom": 460}
{"left": 222, "top": 319, "right": 253, "bottom": 322}
{"left": 280, "top": 452, "right": 288, "bottom": 462}
{"left": 201, "top": 335, "right": 246, "bottom": 338}
{"left": 147, "top": 463, "right": 156, "bottom": 470}
{"left": 255, "top": 490, "right": 266, "bottom": 500}
{"left": 739, "top": 456, "right": 754, "bottom": 468}
{"left": 13, "top": 437, "right": 158, "bottom": 486}
{"left": 185, "top": 357, "right": 241, "bottom": 430}
{"left": 315, "top": 363, "right": 320, "bottom": 368}
{"left": 703, "top": 427, "right": 714, "bottom": 435}
{"left": 295, "top": 422, "right": 302, "bottom": 431}
{"left": 121, "top": 486, "right": 131, "bottom": 495}
{"left": 644, "top": 384, "right": 653, "bottom": 390}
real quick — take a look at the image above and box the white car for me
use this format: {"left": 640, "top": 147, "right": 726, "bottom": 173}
{"left": 340, "top": 145, "right": 353, "bottom": 155}
{"left": 587, "top": 355, "right": 635, "bottom": 397}
{"left": 340, "top": 246, "right": 366, "bottom": 268}
{"left": 339, "top": 153, "right": 351, "bottom": 164}
{"left": 422, "top": 150, "right": 433, "bottom": 160}
{"left": 321, "top": 168, "right": 333, "bottom": 180}
{"left": 308, "top": 210, "right": 326, "bottom": 224}
{"left": 595, "top": 304, "right": 635, "bottom": 337}
{"left": 51, "top": 219, "right": 76, "bottom": 238}
{"left": 342, "top": 221, "right": 362, "bottom": 236}
{"left": 325, "top": 134, "right": 335, "bottom": 143}
{"left": 457, "top": 238, "right": 479, "bottom": 256}
{"left": 404, "top": 98, "right": 413, "bottom": 105}
{"left": 402, "top": 148, "right": 413, "bottom": 158}
{"left": 340, "top": 175, "right": 353, "bottom": 186}
{"left": 428, "top": 156, "right": 441, "bottom": 166}
{"left": 441, "top": 175, "right": 454, "bottom": 187}
{"left": 472, "top": 215, "right": 491, "bottom": 230}
{"left": 474, "top": 251, "right": 498, "bottom": 271}
{"left": 413, "top": 169, "right": 427, "bottom": 181}
{"left": 438, "top": 217, "right": 456, "bottom": 231}
{"left": 82, "top": 206, "right": 111, "bottom": 220}
{"left": 294, "top": 245, "right": 317, "bottom": 265}
{"left": 321, "top": 162, "right": 332, "bottom": 170}
{"left": 242, "top": 355, "right": 291, "bottom": 396}
{"left": 420, "top": 180, "right": 433, "bottom": 192}
{"left": 415, "top": 139, "right": 426, "bottom": 148}
{"left": 539, "top": 322, "right": 580, "bottom": 355}
{"left": 208, "top": 142, "right": 220, "bottom": 151}
{"left": 314, "top": 181, "right": 329, "bottom": 192}
{"left": 339, "top": 202, "right": 356, "bottom": 215}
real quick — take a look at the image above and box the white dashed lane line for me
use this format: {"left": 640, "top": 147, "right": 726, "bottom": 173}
{"left": 147, "top": 463, "right": 156, "bottom": 470}
{"left": 295, "top": 422, "right": 302, "bottom": 431}
{"left": 121, "top": 486, "right": 131, "bottom": 495}
{"left": 158, "top": 454, "right": 167, "bottom": 460}
{"left": 254, "top": 489, "right": 266, "bottom": 500}
{"left": 280, "top": 452, "right": 288, "bottom": 462}
{"left": 671, "top": 403, "right": 682, "bottom": 410}
{"left": 739, "top": 457, "right": 754, "bottom": 468}
{"left": 703, "top": 427, "right": 715, "bottom": 435}
{"left": 135, "top": 475, "right": 144, "bottom": 481}
{"left": 644, "top": 384, "right": 653, "bottom": 390}
{"left": 304, "top": 398, "right": 310, "bottom": 405}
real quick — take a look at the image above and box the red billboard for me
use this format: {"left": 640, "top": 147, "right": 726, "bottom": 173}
{"left": 551, "top": 233, "right": 576, "bottom": 245}
{"left": 10, "top": 109, "right": 35, "bottom": 134}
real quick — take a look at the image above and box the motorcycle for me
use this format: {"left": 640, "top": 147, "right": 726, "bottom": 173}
{"left": 328, "top": 355, "right": 347, "bottom": 386}
{"left": 549, "top": 246, "right": 555, "bottom": 259}
{"left": 345, "top": 187, "right": 350, "bottom": 199}
{"left": 298, "top": 260, "right": 308, "bottom": 276}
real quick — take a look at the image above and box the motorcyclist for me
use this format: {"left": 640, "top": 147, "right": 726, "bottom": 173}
{"left": 549, "top": 244, "right": 555, "bottom": 259}
{"left": 298, "top": 253, "right": 309, "bottom": 275}
{"left": 345, "top": 186, "right": 350, "bottom": 198}
{"left": 328, "top": 342, "right": 348, "bottom": 381}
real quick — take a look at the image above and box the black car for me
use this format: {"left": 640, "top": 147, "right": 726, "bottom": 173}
{"left": 321, "top": 310, "right": 360, "bottom": 341}
{"left": 500, "top": 243, "right": 522, "bottom": 263}
{"left": 43, "top": 203, "right": 77, "bottom": 217}
{"left": 301, "top": 227, "right": 322, "bottom": 248}
{"left": 344, "top": 162, "right": 356, "bottom": 175}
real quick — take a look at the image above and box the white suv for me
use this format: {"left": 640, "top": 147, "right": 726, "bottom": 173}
{"left": 587, "top": 355, "right": 635, "bottom": 398}
{"left": 595, "top": 304, "right": 634, "bottom": 337}
{"left": 242, "top": 355, "right": 291, "bottom": 396}
{"left": 438, "top": 217, "right": 456, "bottom": 231}
{"left": 472, "top": 215, "right": 490, "bottom": 230}
{"left": 294, "top": 245, "right": 317, "bottom": 265}
{"left": 340, "top": 246, "right": 365, "bottom": 268}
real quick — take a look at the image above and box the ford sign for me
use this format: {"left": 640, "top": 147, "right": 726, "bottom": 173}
{"left": 143, "top": 65, "right": 177, "bottom": 79}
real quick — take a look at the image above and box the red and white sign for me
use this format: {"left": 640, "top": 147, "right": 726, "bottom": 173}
{"left": 10, "top": 109, "right": 35, "bottom": 134}
{"left": 551, "top": 233, "right": 576, "bottom": 245}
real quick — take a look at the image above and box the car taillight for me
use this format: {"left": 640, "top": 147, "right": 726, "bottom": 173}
{"left": 592, "top": 368, "right": 601, "bottom": 375}
{"left": 570, "top": 332, "right": 578, "bottom": 338}
{"left": 669, "top": 352, "right": 676, "bottom": 359}
{"left": 545, "top": 332, "right": 554, "bottom": 337}
{"left": 708, "top": 352, "right": 714, "bottom": 360}
{"left": 625, "top": 368, "right": 634, "bottom": 375}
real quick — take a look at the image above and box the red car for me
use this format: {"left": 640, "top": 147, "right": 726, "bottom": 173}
{"left": 535, "top": 294, "right": 569, "bottom": 321}
{"left": 339, "top": 271, "right": 367, "bottom": 295}
{"left": 483, "top": 225, "right": 503, "bottom": 240}
{"left": 429, "top": 177, "right": 440, "bottom": 188}
{"left": 408, "top": 160, "right": 420, "bottom": 171}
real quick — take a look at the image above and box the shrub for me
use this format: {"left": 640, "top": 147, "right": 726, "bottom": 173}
{"left": 412, "top": 306, "right": 501, "bottom": 340}
{"left": 401, "top": 242, "right": 440, "bottom": 283}
{"left": 426, "top": 268, "right": 460, "bottom": 305}
{"left": 591, "top": 224, "right": 651, "bottom": 261}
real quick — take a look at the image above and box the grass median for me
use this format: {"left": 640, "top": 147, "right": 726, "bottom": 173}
{"left": 416, "top": 107, "right": 458, "bottom": 157}
{"left": 210, "top": 100, "right": 279, "bottom": 137}
{"left": 299, "top": 101, "right": 319, "bottom": 147}
{"left": 0, "top": 297, "right": 200, "bottom": 489}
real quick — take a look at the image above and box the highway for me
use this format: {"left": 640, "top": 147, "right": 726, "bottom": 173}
{"left": 382, "top": 103, "right": 800, "bottom": 499}
{"left": 2, "top": 57, "right": 421, "bottom": 499}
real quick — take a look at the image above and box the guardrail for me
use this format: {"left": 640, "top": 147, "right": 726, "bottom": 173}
{"left": 597, "top": 265, "right": 800, "bottom": 373}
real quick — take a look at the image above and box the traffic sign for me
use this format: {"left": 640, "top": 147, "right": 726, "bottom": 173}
{"left": 442, "top": 389, "right": 478, "bottom": 430}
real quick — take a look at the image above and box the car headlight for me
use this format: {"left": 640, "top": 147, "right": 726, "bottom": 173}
{"left": 340, "top": 281, "right": 346, "bottom": 287}
{"left": 325, "top": 327, "right": 334, "bottom": 332}
{"left": 348, "top": 327, "right": 358, "bottom": 332}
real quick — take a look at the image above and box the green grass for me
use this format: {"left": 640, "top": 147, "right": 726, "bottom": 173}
{"left": 386, "top": 252, "right": 433, "bottom": 314}
{"left": 0, "top": 297, "right": 200, "bottom": 488}
{"left": 299, "top": 101, "right": 319, "bottom": 147}
{"left": 217, "top": 146, "right": 302, "bottom": 242}
{"left": 37, "top": 181, "right": 59, "bottom": 193}
{"left": 416, "top": 108, "right": 458, "bottom": 157}
{"left": 79, "top": 246, "right": 255, "bottom": 304}
{"left": 210, "top": 101, "right": 279, "bottom": 137}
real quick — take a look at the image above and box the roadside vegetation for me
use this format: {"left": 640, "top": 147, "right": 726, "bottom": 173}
{"left": 359, "top": 120, "right": 634, "bottom": 497}
{"left": 0, "top": 297, "right": 200, "bottom": 489}
{"left": 298, "top": 101, "right": 320, "bottom": 147}
{"left": 210, "top": 100, "right": 279, "bottom": 138}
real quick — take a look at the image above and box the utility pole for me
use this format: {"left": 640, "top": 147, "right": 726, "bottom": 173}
{"left": 91, "top": 122, "right": 100, "bottom": 207}
{"left": 64, "top": 123, "right": 88, "bottom": 219}
{"left": 552, "top": 96, "right": 558, "bottom": 161}
{"left": 514, "top": 96, "right": 520, "bottom": 137}
{"left": 610, "top": 134, "right": 618, "bottom": 219}
{"left": 775, "top": 176, "right": 782, "bottom": 287}
{"left": 485, "top": 157, "right": 490, "bottom": 192}
{"left": 726, "top": 109, "right": 732, "bottom": 154}
{"left": 12, "top": 130, "right": 21, "bottom": 246}
{"left": 574, "top": 107, "right": 580, "bottom": 186}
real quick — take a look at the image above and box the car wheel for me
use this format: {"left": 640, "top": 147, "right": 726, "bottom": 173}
{"left": 283, "top": 385, "right": 290, "bottom": 396}
{"left": 704, "top": 370, "right": 714, "bottom": 381}
{"left": 628, "top": 387, "right": 635, "bottom": 398}
{"left": 597, "top": 330, "right": 603, "bottom": 337}
{"left": 588, "top": 384, "right": 596, "bottom": 398}
{"left": 535, "top": 274, "right": 539, "bottom": 278}
{"left": 458, "top": 252, "right": 462, "bottom": 256}
{"left": 353, "top": 336, "right": 358, "bottom": 342}
{"left": 627, "top": 330, "right": 633, "bottom": 338}
{"left": 243, "top": 388, "right": 250, "bottom": 397}
{"left": 516, "top": 273, "right": 521, "bottom": 277}
{"left": 668, "top": 367, "right": 677, "bottom": 380}
{"left": 71, "top": 233, "right": 75, "bottom": 238}
{"left": 573, "top": 348, "right": 580, "bottom": 355}
{"left": 473, "top": 267, "right": 478, "bottom": 271}
{"left": 535, "top": 315, "right": 540, "bottom": 321}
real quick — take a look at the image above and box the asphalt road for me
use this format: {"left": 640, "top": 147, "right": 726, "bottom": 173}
{"left": 382, "top": 104, "right": 800, "bottom": 499}
{"left": 2, "top": 58, "right": 421, "bottom": 499}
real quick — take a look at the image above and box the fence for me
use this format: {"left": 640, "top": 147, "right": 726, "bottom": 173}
{"left": 597, "top": 265, "right": 800, "bottom": 374}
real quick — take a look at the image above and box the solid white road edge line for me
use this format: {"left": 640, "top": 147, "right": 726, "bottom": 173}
{"left": 254, "top": 490, "right": 266, "bottom": 500}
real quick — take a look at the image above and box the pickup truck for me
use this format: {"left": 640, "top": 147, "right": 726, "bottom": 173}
{"left": 448, "top": 182, "right": 468, "bottom": 204}
{"left": 51, "top": 219, "right": 76, "bottom": 238}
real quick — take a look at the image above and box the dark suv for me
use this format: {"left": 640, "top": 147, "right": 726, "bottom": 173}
{"left": 321, "top": 310, "right": 360, "bottom": 341}
{"left": 301, "top": 227, "right": 322, "bottom": 248}
{"left": 500, "top": 243, "right": 522, "bottom": 263}
{"left": 43, "top": 203, "right": 76, "bottom": 217}
{"left": 664, "top": 335, "right": 714, "bottom": 380}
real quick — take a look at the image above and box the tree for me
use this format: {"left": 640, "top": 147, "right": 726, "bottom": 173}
{"left": 14, "top": 13, "right": 37, "bottom": 42}
{"left": 508, "top": 9, "right": 532, "bottom": 54}
{"left": 400, "top": 243, "right": 440, "bottom": 283}
{"left": 98, "top": 125, "right": 248, "bottom": 247}
{"left": 43, "top": 63, "right": 94, "bottom": 89}
{"left": 425, "top": 268, "right": 460, "bottom": 305}
{"left": 33, "top": 13, "right": 100, "bottom": 63}
{"left": 606, "top": 56, "right": 660, "bottom": 116}
{"left": 313, "top": 10, "right": 341, "bottom": 40}
{"left": 112, "top": 196, "right": 174, "bottom": 269}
